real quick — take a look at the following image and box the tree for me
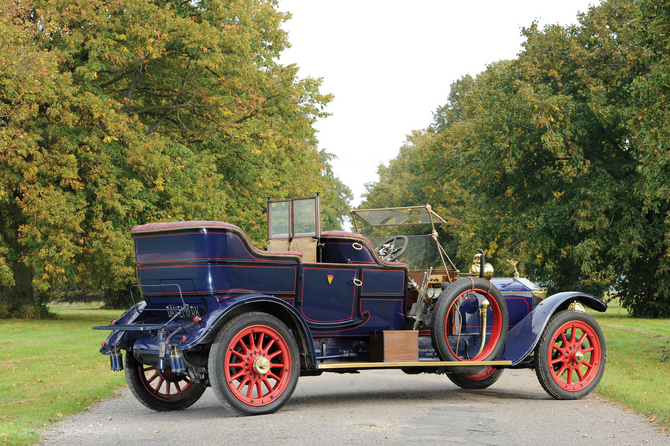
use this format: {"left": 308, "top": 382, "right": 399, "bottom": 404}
{"left": 318, "top": 150, "right": 353, "bottom": 231}
{"left": 623, "top": 0, "right": 670, "bottom": 316}
{"left": 365, "top": 0, "right": 670, "bottom": 316}
{"left": 0, "top": 0, "right": 335, "bottom": 309}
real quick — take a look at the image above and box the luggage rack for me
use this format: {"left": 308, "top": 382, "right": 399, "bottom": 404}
{"left": 94, "top": 284, "right": 193, "bottom": 332}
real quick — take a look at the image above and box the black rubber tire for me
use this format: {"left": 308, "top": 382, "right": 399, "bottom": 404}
{"left": 125, "top": 352, "right": 206, "bottom": 411}
{"left": 208, "top": 312, "right": 300, "bottom": 415}
{"left": 447, "top": 367, "right": 504, "bottom": 390}
{"left": 535, "top": 310, "right": 606, "bottom": 400}
{"left": 431, "top": 277, "right": 509, "bottom": 375}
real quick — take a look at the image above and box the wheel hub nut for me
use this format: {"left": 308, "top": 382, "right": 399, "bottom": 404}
{"left": 253, "top": 356, "right": 270, "bottom": 375}
{"left": 574, "top": 351, "right": 584, "bottom": 362}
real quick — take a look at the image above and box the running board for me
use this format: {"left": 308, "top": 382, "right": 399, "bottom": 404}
{"left": 317, "top": 360, "right": 512, "bottom": 370}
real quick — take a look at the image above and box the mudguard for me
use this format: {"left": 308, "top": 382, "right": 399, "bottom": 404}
{"left": 498, "top": 292, "right": 607, "bottom": 365}
{"left": 98, "top": 301, "right": 147, "bottom": 354}
{"left": 181, "top": 294, "right": 314, "bottom": 356}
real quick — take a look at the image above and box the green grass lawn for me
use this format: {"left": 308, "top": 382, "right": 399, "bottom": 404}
{"left": 0, "top": 304, "right": 126, "bottom": 446}
{"left": 0, "top": 300, "right": 668, "bottom": 445}
{"left": 590, "top": 299, "right": 670, "bottom": 431}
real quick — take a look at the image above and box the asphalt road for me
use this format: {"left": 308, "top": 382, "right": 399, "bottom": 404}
{"left": 42, "top": 369, "right": 669, "bottom": 446}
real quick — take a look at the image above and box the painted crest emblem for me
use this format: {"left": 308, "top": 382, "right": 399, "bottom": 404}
{"left": 327, "top": 275, "right": 334, "bottom": 285}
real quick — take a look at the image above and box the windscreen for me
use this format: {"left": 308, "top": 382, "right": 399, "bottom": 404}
{"left": 293, "top": 198, "right": 317, "bottom": 235}
{"left": 368, "top": 234, "right": 445, "bottom": 270}
{"left": 352, "top": 207, "right": 445, "bottom": 227}
{"left": 268, "top": 201, "right": 290, "bottom": 239}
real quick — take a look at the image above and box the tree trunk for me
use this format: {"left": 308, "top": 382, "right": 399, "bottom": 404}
{"left": 0, "top": 261, "right": 34, "bottom": 307}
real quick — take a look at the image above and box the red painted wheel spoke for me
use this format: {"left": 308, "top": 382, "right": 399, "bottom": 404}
{"left": 230, "top": 369, "right": 246, "bottom": 381}
{"left": 267, "top": 350, "right": 282, "bottom": 361}
{"left": 255, "top": 381, "right": 264, "bottom": 398}
{"left": 236, "top": 375, "right": 250, "bottom": 391}
{"left": 175, "top": 382, "right": 182, "bottom": 393}
{"left": 559, "top": 331, "right": 569, "bottom": 345}
{"left": 228, "top": 361, "right": 245, "bottom": 368}
{"left": 261, "top": 375, "right": 275, "bottom": 390}
{"left": 550, "top": 356, "right": 565, "bottom": 366}
{"left": 266, "top": 371, "right": 282, "bottom": 381}
{"left": 155, "top": 377, "right": 164, "bottom": 394}
{"left": 554, "top": 363, "right": 568, "bottom": 379}
{"left": 257, "top": 332, "right": 265, "bottom": 349}
{"left": 231, "top": 349, "right": 246, "bottom": 360}
{"left": 576, "top": 332, "right": 588, "bottom": 347}
{"left": 146, "top": 371, "right": 159, "bottom": 384}
{"left": 566, "top": 367, "right": 574, "bottom": 385}
{"left": 165, "top": 382, "right": 171, "bottom": 396}
{"left": 247, "top": 333, "right": 256, "bottom": 351}
{"left": 269, "top": 362, "right": 285, "bottom": 370}
{"left": 264, "top": 338, "right": 276, "bottom": 352}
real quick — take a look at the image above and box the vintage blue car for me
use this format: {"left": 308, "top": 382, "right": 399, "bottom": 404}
{"left": 95, "top": 195, "right": 607, "bottom": 415}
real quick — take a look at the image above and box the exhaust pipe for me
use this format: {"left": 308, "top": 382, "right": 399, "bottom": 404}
{"left": 476, "top": 299, "right": 490, "bottom": 357}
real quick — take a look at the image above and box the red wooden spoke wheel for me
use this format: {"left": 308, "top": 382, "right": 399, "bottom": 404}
{"left": 139, "top": 365, "right": 197, "bottom": 401}
{"left": 209, "top": 312, "right": 300, "bottom": 415}
{"left": 125, "top": 354, "right": 205, "bottom": 411}
{"left": 535, "top": 309, "right": 607, "bottom": 400}
{"left": 546, "top": 320, "right": 602, "bottom": 389}
{"left": 223, "top": 324, "right": 292, "bottom": 406}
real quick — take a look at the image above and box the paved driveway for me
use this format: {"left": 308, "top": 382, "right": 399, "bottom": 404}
{"left": 42, "top": 369, "right": 668, "bottom": 445}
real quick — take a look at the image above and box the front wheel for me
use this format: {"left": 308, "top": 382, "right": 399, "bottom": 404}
{"left": 208, "top": 312, "right": 300, "bottom": 415}
{"left": 534, "top": 310, "right": 606, "bottom": 400}
{"left": 125, "top": 353, "right": 206, "bottom": 411}
{"left": 447, "top": 367, "right": 504, "bottom": 390}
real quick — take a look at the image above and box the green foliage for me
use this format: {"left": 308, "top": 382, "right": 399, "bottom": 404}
{"left": 364, "top": 0, "right": 670, "bottom": 316}
{"left": 0, "top": 0, "right": 343, "bottom": 306}
{"left": 318, "top": 150, "right": 353, "bottom": 231}
{"left": 0, "top": 304, "right": 54, "bottom": 320}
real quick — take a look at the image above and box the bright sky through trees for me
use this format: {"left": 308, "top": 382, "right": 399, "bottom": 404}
{"left": 279, "top": 0, "right": 601, "bottom": 207}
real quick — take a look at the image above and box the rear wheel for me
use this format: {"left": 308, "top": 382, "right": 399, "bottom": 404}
{"left": 125, "top": 353, "right": 205, "bottom": 411}
{"left": 535, "top": 310, "right": 606, "bottom": 400}
{"left": 208, "top": 312, "right": 300, "bottom": 415}
{"left": 447, "top": 367, "right": 504, "bottom": 389}
{"left": 431, "top": 277, "right": 509, "bottom": 375}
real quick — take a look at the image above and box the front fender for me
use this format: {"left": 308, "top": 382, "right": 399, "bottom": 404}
{"left": 499, "top": 292, "right": 607, "bottom": 365}
{"left": 180, "top": 294, "right": 317, "bottom": 367}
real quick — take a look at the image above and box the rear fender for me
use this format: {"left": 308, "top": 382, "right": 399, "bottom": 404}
{"left": 499, "top": 292, "right": 607, "bottom": 365}
{"left": 180, "top": 294, "right": 317, "bottom": 368}
{"left": 100, "top": 301, "right": 147, "bottom": 354}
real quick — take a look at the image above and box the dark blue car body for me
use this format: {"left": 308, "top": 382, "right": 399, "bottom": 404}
{"left": 97, "top": 200, "right": 607, "bottom": 415}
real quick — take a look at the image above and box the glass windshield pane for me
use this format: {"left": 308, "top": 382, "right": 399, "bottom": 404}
{"left": 268, "top": 201, "right": 290, "bottom": 239}
{"left": 352, "top": 207, "right": 445, "bottom": 227}
{"left": 293, "top": 198, "right": 316, "bottom": 235}
{"left": 368, "top": 234, "right": 444, "bottom": 269}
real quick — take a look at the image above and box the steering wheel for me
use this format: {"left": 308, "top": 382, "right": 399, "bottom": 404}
{"left": 375, "top": 235, "right": 409, "bottom": 262}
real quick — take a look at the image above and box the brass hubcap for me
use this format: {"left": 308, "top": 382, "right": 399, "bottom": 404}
{"left": 574, "top": 351, "right": 584, "bottom": 362}
{"left": 253, "top": 356, "right": 270, "bottom": 375}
